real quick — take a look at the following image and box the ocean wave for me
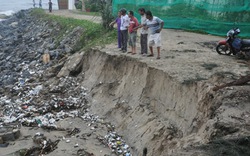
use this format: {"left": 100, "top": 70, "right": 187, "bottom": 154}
{"left": 0, "top": 10, "right": 15, "bottom": 16}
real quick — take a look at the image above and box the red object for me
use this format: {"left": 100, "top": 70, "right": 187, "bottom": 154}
{"left": 218, "top": 40, "right": 227, "bottom": 45}
{"left": 22, "top": 105, "right": 28, "bottom": 109}
{"left": 59, "top": 101, "right": 65, "bottom": 106}
{"left": 128, "top": 16, "right": 139, "bottom": 33}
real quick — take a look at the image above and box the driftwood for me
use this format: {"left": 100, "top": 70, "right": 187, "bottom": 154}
{"left": 213, "top": 75, "right": 250, "bottom": 91}
{"left": 237, "top": 60, "right": 250, "bottom": 65}
{"left": 24, "top": 139, "right": 60, "bottom": 156}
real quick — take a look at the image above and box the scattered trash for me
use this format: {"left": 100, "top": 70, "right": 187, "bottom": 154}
{"left": 100, "top": 131, "right": 131, "bottom": 155}
{"left": 68, "top": 127, "right": 81, "bottom": 136}
{"left": 0, "top": 142, "right": 9, "bottom": 148}
{"left": 24, "top": 133, "right": 60, "bottom": 155}
{"left": 0, "top": 76, "right": 89, "bottom": 129}
{"left": 42, "top": 53, "right": 51, "bottom": 64}
{"left": 77, "top": 149, "right": 95, "bottom": 156}
{"left": 74, "top": 143, "right": 79, "bottom": 148}
{"left": 0, "top": 10, "right": 134, "bottom": 155}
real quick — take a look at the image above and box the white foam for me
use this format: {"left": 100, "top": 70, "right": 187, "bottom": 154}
{"left": 0, "top": 10, "right": 15, "bottom": 16}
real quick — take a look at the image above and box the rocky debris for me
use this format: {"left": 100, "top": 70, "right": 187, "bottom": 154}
{"left": 57, "top": 52, "right": 84, "bottom": 77}
{"left": 0, "top": 9, "right": 84, "bottom": 88}
{"left": 0, "top": 10, "right": 133, "bottom": 155}
{"left": 3, "top": 8, "right": 250, "bottom": 156}
{"left": 59, "top": 26, "right": 84, "bottom": 53}
{"left": 0, "top": 14, "right": 10, "bottom": 20}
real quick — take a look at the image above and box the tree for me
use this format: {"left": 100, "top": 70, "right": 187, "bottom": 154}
{"left": 98, "top": 0, "right": 114, "bottom": 29}
{"left": 82, "top": 0, "right": 86, "bottom": 12}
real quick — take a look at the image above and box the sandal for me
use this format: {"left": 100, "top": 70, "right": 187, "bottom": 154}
{"left": 156, "top": 56, "right": 161, "bottom": 59}
{"left": 131, "top": 53, "right": 136, "bottom": 55}
{"left": 147, "top": 54, "right": 154, "bottom": 57}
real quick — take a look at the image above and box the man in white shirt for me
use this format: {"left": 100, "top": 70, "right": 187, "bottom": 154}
{"left": 120, "top": 8, "right": 130, "bottom": 53}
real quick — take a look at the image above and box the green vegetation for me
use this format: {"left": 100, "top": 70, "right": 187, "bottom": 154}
{"left": 31, "top": 8, "right": 116, "bottom": 52}
{"left": 77, "top": 0, "right": 114, "bottom": 29}
{"left": 113, "top": 0, "right": 250, "bottom": 37}
{"left": 75, "top": 0, "right": 100, "bottom": 12}
{"left": 71, "top": 10, "right": 101, "bottom": 16}
{"left": 98, "top": 0, "right": 114, "bottom": 29}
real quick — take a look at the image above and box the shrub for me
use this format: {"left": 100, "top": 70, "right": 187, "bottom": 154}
{"left": 31, "top": 8, "right": 116, "bottom": 51}
{"left": 98, "top": 0, "right": 114, "bottom": 30}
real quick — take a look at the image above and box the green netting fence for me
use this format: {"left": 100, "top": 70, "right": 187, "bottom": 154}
{"left": 112, "top": 0, "right": 250, "bottom": 37}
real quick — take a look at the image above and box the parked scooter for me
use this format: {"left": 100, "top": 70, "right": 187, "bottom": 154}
{"left": 216, "top": 28, "right": 250, "bottom": 59}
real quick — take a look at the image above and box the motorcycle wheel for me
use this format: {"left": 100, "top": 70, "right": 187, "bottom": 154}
{"left": 216, "top": 44, "right": 232, "bottom": 55}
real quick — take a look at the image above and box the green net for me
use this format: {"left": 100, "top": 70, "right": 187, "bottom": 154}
{"left": 112, "top": 0, "right": 250, "bottom": 37}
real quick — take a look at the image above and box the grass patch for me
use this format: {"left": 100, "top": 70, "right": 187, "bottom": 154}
{"left": 71, "top": 10, "right": 101, "bottom": 16}
{"left": 201, "top": 63, "right": 219, "bottom": 70}
{"left": 30, "top": 8, "right": 116, "bottom": 51}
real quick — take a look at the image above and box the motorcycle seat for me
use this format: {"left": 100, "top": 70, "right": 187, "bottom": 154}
{"left": 241, "top": 39, "right": 250, "bottom": 47}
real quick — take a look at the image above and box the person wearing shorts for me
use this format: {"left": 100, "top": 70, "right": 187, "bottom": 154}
{"left": 128, "top": 11, "right": 139, "bottom": 55}
{"left": 144, "top": 11, "right": 164, "bottom": 59}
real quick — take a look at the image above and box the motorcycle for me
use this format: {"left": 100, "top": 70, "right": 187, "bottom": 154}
{"left": 216, "top": 28, "right": 250, "bottom": 59}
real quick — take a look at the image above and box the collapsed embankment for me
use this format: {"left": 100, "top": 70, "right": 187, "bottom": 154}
{"left": 1, "top": 9, "right": 250, "bottom": 156}
{"left": 56, "top": 49, "right": 250, "bottom": 155}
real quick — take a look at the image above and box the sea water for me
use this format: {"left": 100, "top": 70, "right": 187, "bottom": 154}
{"left": 0, "top": 0, "right": 59, "bottom": 20}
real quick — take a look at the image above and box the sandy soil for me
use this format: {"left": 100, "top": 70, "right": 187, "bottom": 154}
{"left": 46, "top": 10, "right": 250, "bottom": 156}
{"left": 2, "top": 10, "right": 249, "bottom": 156}
{"left": 49, "top": 10, "right": 249, "bottom": 82}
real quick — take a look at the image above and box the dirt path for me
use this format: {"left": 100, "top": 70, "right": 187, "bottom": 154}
{"left": 47, "top": 10, "right": 249, "bottom": 82}
{"left": 47, "top": 10, "right": 102, "bottom": 23}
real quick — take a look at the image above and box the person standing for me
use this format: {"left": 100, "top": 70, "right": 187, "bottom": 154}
{"left": 134, "top": 8, "right": 148, "bottom": 56}
{"left": 120, "top": 8, "right": 130, "bottom": 53}
{"left": 109, "top": 11, "right": 122, "bottom": 49}
{"left": 39, "top": 0, "right": 42, "bottom": 8}
{"left": 144, "top": 11, "right": 164, "bottom": 59}
{"left": 128, "top": 11, "right": 139, "bottom": 55}
{"left": 33, "top": 0, "right": 36, "bottom": 7}
{"left": 48, "top": 0, "right": 53, "bottom": 13}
